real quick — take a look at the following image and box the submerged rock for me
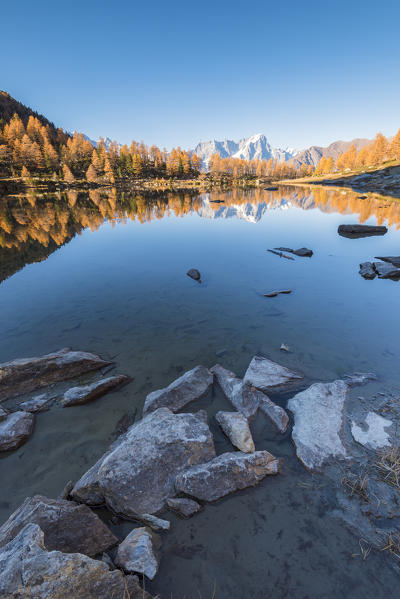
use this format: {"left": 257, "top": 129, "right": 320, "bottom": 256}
{"left": 0, "top": 411, "right": 34, "bottom": 451}
{"left": 0, "top": 348, "right": 111, "bottom": 402}
{"left": 0, "top": 495, "right": 118, "bottom": 556}
{"left": 0, "top": 523, "right": 149, "bottom": 599}
{"left": 243, "top": 355, "right": 303, "bottom": 393}
{"left": 342, "top": 372, "right": 377, "bottom": 387}
{"left": 115, "top": 527, "right": 158, "bottom": 580}
{"left": 215, "top": 411, "right": 255, "bottom": 453}
{"left": 175, "top": 450, "right": 280, "bottom": 502}
{"left": 211, "top": 363, "right": 289, "bottom": 431}
{"left": 359, "top": 262, "right": 377, "bottom": 280}
{"left": 351, "top": 412, "right": 392, "bottom": 449}
{"left": 166, "top": 497, "right": 202, "bottom": 518}
{"left": 19, "top": 394, "right": 52, "bottom": 413}
{"left": 71, "top": 408, "right": 216, "bottom": 516}
{"left": 62, "top": 374, "right": 130, "bottom": 407}
{"left": 143, "top": 365, "right": 213, "bottom": 415}
{"left": 338, "top": 224, "right": 388, "bottom": 238}
{"left": 288, "top": 380, "right": 348, "bottom": 470}
{"left": 187, "top": 268, "right": 201, "bottom": 282}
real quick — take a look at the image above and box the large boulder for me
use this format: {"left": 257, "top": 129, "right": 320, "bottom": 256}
{"left": 143, "top": 366, "right": 213, "bottom": 415}
{"left": 211, "top": 363, "right": 289, "bottom": 431}
{"left": 175, "top": 450, "right": 280, "bottom": 502}
{"left": 0, "top": 523, "right": 151, "bottom": 599}
{"left": 287, "top": 380, "right": 349, "bottom": 470}
{"left": 0, "top": 495, "right": 118, "bottom": 556}
{"left": 243, "top": 355, "right": 304, "bottom": 393}
{"left": 62, "top": 375, "right": 129, "bottom": 407}
{"left": 215, "top": 411, "right": 255, "bottom": 453}
{"left": 0, "top": 411, "right": 34, "bottom": 451}
{"left": 71, "top": 408, "right": 216, "bottom": 516}
{"left": 115, "top": 527, "right": 158, "bottom": 580}
{"left": 0, "top": 348, "right": 111, "bottom": 402}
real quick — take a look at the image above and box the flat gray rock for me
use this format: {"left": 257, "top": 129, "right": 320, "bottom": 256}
{"left": 175, "top": 450, "right": 280, "bottom": 502}
{"left": 0, "top": 411, "right": 34, "bottom": 451}
{"left": 143, "top": 365, "right": 213, "bottom": 415}
{"left": 258, "top": 395, "right": 289, "bottom": 433}
{"left": 288, "top": 380, "right": 349, "bottom": 471}
{"left": 211, "top": 364, "right": 260, "bottom": 418}
{"left": 351, "top": 412, "right": 392, "bottom": 449}
{"left": 115, "top": 527, "right": 158, "bottom": 580}
{"left": 359, "top": 262, "right": 376, "bottom": 280}
{"left": 71, "top": 408, "right": 216, "bottom": 516}
{"left": 243, "top": 355, "right": 304, "bottom": 393}
{"left": 166, "top": 497, "right": 201, "bottom": 518}
{"left": 20, "top": 394, "right": 52, "bottom": 413}
{"left": 0, "top": 495, "right": 118, "bottom": 556}
{"left": 0, "top": 523, "right": 150, "bottom": 599}
{"left": 62, "top": 374, "right": 129, "bottom": 407}
{"left": 0, "top": 348, "right": 111, "bottom": 402}
{"left": 215, "top": 411, "right": 255, "bottom": 452}
{"left": 211, "top": 364, "right": 289, "bottom": 431}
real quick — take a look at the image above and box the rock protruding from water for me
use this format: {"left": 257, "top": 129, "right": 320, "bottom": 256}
{"left": 373, "top": 261, "right": 400, "bottom": 280}
{"left": 351, "top": 412, "right": 392, "bottom": 449}
{"left": 19, "top": 394, "right": 52, "bottom": 413}
{"left": 211, "top": 363, "right": 289, "bottom": 431}
{"left": 264, "top": 289, "right": 292, "bottom": 297}
{"left": 71, "top": 408, "right": 216, "bottom": 516}
{"left": 0, "top": 495, "right": 118, "bottom": 556}
{"left": 166, "top": 497, "right": 202, "bottom": 518}
{"left": 62, "top": 375, "right": 130, "bottom": 407}
{"left": 243, "top": 355, "right": 304, "bottom": 393}
{"left": 0, "top": 348, "right": 112, "bottom": 402}
{"left": 0, "top": 407, "right": 7, "bottom": 421}
{"left": 374, "top": 256, "right": 400, "bottom": 268}
{"left": 0, "top": 523, "right": 150, "bottom": 599}
{"left": 359, "top": 262, "right": 377, "bottom": 279}
{"left": 288, "top": 380, "right": 348, "bottom": 471}
{"left": 143, "top": 366, "right": 213, "bottom": 415}
{"left": 115, "top": 527, "right": 158, "bottom": 580}
{"left": 0, "top": 411, "right": 34, "bottom": 451}
{"left": 274, "top": 247, "right": 313, "bottom": 257}
{"left": 187, "top": 268, "right": 201, "bottom": 282}
{"left": 338, "top": 224, "right": 388, "bottom": 238}
{"left": 175, "top": 451, "right": 280, "bottom": 502}
{"left": 215, "top": 411, "right": 255, "bottom": 453}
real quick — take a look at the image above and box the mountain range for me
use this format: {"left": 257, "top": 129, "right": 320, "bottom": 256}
{"left": 193, "top": 133, "right": 371, "bottom": 170}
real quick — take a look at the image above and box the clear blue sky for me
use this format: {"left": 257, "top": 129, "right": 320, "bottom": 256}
{"left": 2, "top": 0, "right": 400, "bottom": 150}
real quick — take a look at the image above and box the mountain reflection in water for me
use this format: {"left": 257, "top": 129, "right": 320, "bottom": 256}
{"left": 1, "top": 185, "right": 399, "bottom": 284}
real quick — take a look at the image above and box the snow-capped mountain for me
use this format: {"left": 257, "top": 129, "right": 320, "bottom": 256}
{"left": 193, "top": 133, "right": 300, "bottom": 169}
{"left": 77, "top": 133, "right": 120, "bottom": 150}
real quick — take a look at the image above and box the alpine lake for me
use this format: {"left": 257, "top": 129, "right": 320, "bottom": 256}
{"left": 1, "top": 184, "right": 400, "bottom": 598}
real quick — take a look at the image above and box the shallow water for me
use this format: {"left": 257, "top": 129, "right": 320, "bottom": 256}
{"left": 0, "top": 185, "right": 400, "bottom": 597}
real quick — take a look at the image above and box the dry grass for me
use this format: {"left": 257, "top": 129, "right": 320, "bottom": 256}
{"left": 375, "top": 445, "right": 400, "bottom": 488}
{"left": 341, "top": 471, "right": 369, "bottom": 501}
{"left": 381, "top": 533, "right": 400, "bottom": 560}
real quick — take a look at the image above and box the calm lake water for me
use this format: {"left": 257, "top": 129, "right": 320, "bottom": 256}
{"left": 1, "top": 185, "right": 400, "bottom": 598}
